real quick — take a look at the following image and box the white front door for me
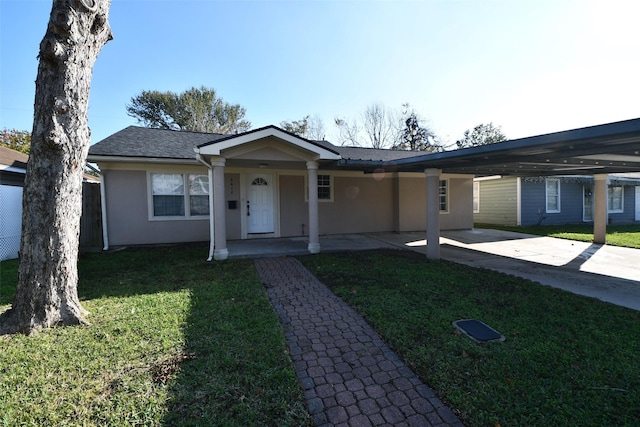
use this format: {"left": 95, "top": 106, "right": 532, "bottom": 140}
{"left": 635, "top": 186, "right": 640, "bottom": 221}
{"left": 246, "top": 174, "right": 274, "bottom": 233}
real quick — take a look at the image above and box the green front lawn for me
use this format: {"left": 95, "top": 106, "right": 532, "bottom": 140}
{"left": 3, "top": 244, "right": 639, "bottom": 426}
{"left": 0, "top": 247, "right": 311, "bottom": 426}
{"left": 475, "top": 223, "right": 640, "bottom": 248}
{"left": 301, "top": 250, "right": 640, "bottom": 427}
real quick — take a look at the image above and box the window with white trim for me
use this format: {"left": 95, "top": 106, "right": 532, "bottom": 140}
{"left": 151, "top": 172, "right": 209, "bottom": 218}
{"left": 439, "top": 179, "right": 448, "bottom": 212}
{"left": 152, "top": 173, "right": 185, "bottom": 217}
{"left": 189, "top": 174, "right": 210, "bottom": 216}
{"left": 473, "top": 181, "right": 480, "bottom": 213}
{"left": 306, "top": 174, "right": 334, "bottom": 202}
{"left": 318, "top": 174, "right": 331, "bottom": 200}
{"left": 608, "top": 186, "right": 624, "bottom": 213}
{"left": 545, "top": 178, "right": 560, "bottom": 213}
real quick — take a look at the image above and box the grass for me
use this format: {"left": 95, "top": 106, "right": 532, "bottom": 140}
{"left": 475, "top": 223, "right": 640, "bottom": 248}
{"left": 300, "top": 250, "right": 640, "bottom": 427}
{"left": 0, "top": 246, "right": 311, "bottom": 426}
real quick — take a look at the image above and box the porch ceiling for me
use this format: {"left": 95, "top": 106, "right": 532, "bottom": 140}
{"left": 343, "top": 118, "right": 640, "bottom": 177}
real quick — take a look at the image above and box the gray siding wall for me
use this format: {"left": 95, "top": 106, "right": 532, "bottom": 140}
{"left": 521, "top": 180, "right": 584, "bottom": 226}
{"left": 104, "top": 169, "right": 209, "bottom": 246}
{"left": 279, "top": 174, "right": 473, "bottom": 236}
{"left": 102, "top": 168, "right": 475, "bottom": 246}
{"left": 442, "top": 177, "right": 474, "bottom": 230}
{"left": 473, "top": 177, "right": 518, "bottom": 225}
{"left": 318, "top": 175, "right": 395, "bottom": 234}
{"left": 609, "top": 185, "right": 637, "bottom": 223}
{"left": 279, "top": 175, "right": 307, "bottom": 237}
{"left": 225, "top": 173, "right": 242, "bottom": 240}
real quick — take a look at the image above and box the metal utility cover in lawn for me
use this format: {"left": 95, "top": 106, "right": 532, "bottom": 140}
{"left": 453, "top": 319, "right": 505, "bottom": 343}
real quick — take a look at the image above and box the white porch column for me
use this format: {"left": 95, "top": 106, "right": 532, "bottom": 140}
{"left": 425, "top": 168, "right": 441, "bottom": 259}
{"left": 593, "top": 174, "right": 608, "bottom": 244}
{"left": 212, "top": 157, "right": 228, "bottom": 260}
{"left": 307, "top": 160, "right": 321, "bottom": 254}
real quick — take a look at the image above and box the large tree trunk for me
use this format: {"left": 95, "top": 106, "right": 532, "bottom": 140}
{"left": 0, "top": 0, "right": 112, "bottom": 335}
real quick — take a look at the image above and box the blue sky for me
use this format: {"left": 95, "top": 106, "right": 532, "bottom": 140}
{"left": 1, "top": 0, "right": 639, "bottom": 146}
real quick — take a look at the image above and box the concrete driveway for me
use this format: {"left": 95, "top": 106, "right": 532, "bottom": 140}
{"left": 373, "top": 229, "right": 640, "bottom": 311}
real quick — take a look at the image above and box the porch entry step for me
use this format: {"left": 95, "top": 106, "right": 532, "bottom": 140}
{"left": 453, "top": 319, "right": 505, "bottom": 343}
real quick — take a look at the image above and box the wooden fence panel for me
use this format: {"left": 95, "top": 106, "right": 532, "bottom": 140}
{"left": 80, "top": 182, "right": 102, "bottom": 250}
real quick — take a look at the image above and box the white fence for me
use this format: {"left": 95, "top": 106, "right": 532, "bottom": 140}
{"left": 0, "top": 184, "right": 22, "bottom": 261}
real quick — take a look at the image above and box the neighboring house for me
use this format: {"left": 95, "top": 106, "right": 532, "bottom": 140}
{"left": 0, "top": 147, "right": 28, "bottom": 261}
{"left": 88, "top": 125, "right": 474, "bottom": 259}
{"left": 0, "top": 146, "right": 101, "bottom": 261}
{"left": 473, "top": 174, "right": 640, "bottom": 226}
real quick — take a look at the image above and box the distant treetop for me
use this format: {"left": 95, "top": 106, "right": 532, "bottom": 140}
{"left": 126, "top": 86, "right": 251, "bottom": 134}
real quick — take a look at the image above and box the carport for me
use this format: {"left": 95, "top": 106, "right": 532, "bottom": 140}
{"left": 340, "top": 118, "right": 640, "bottom": 259}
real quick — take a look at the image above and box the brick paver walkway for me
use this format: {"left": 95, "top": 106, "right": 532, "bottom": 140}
{"left": 254, "top": 257, "right": 463, "bottom": 427}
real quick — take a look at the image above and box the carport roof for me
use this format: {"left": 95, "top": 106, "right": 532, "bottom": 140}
{"left": 339, "top": 118, "right": 640, "bottom": 176}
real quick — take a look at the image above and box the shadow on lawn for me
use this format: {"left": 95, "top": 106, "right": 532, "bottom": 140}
{"left": 76, "top": 245, "right": 310, "bottom": 426}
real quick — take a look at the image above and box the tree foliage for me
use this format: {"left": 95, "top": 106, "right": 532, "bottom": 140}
{"left": 280, "top": 115, "right": 309, "bottom": 136}
{"left": 392, "top": 106, "right": 443, "bottom": 152}
{"left": 280, "top": 115, "right": 326, "bottom": 140}
{"left": 456, "top": 122, "right": 507, "bottom": 149}
{"left": 0, "top": 129, "right": 31, "bottom": 154}
{"left": 126, "top": 86, "right": 251, "bottom": 134}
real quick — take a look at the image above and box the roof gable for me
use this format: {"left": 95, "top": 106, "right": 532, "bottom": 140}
{"left": 196, "top": 125, "right": 341, "bottom": 160}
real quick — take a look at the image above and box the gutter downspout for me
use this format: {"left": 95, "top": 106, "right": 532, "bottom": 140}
{"left": 196, "top": 153, "right": 215, "bottom": 261}
{"left": 96, "top": 168, "right": 109, "bottom": 251}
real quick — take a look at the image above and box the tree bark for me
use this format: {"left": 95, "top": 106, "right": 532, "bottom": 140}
{"left": 0, "top": 0, "right": 112, "bottom": 335}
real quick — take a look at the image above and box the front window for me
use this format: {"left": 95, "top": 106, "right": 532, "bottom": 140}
{"left": 150, "top": 172, "right": 210, "bottom": 218}
{"left": 546, "top": 179, "right": 560, "bottom": 213}
{"left": 189, "top": 174, "right": 210, "bottom": 216}
{"left": 608, "top": 186, "right": 624, "bottom": 213}
{"left": 318, "top": 174, "right": 331, "bottom": 200}
{"left": 152, "top": 173, "right": 185, "bottom": 216}
{"left": 439, "top": 179, "right": 448, "bottom": 212}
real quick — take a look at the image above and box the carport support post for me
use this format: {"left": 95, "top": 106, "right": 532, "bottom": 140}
{"left": 593, "top": 174, "right": 608, "bottom": 244}
{"left": 425, "top": 168, "right": 441, "bottom": 259}
{"left": 212, "top": 158, "right": 228, "bottom": 260}
{"left": 307, "top": 161, "right": 321, "bottom": 254}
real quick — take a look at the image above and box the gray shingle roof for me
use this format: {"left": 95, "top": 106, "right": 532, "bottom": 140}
{"left": 89, "top": 126, "right": 425, "bottom": 163}
{"left": 88, "top": 126, "right": 226, "bottom": 160}
{"left": 315, "top": 141, "right": 429, "bottom": 162}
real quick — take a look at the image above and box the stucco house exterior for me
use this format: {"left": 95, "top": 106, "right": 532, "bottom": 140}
{"left": 88, "top": 125, "right": 473, "bottom": 260}
{"left": 473, "top": 174, "right": 640, "bottom": 226}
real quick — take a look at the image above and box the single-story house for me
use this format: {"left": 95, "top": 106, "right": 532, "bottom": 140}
{"left": 473, "top": 174, "right": 640, "bottom": 226}
{"left": 0, "top": 146, "right": 101, "bottom": 261}
{"left": 88, "top": 125, "right": 474, "bottom": 260}
{"left": 87, "top": 119, "right": 640, "bottom": 260}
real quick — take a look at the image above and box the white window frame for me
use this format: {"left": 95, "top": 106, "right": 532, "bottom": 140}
{"left": 148, "top": 172, "right": 210, "bottom": 220}
{"left": 473, "top": 181, "right": 480, "bottom": 213}
{"left": 545, "top": 178, "right": 561, "bottom": 213}
{"left": 304, "top": 173, "right": 334, "bottom": 202}
{"left": 608, "top": 185, "right": 624, "bottom": 213}
{"left": 439, "top": 179, "right": 449, "bottom": 213}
